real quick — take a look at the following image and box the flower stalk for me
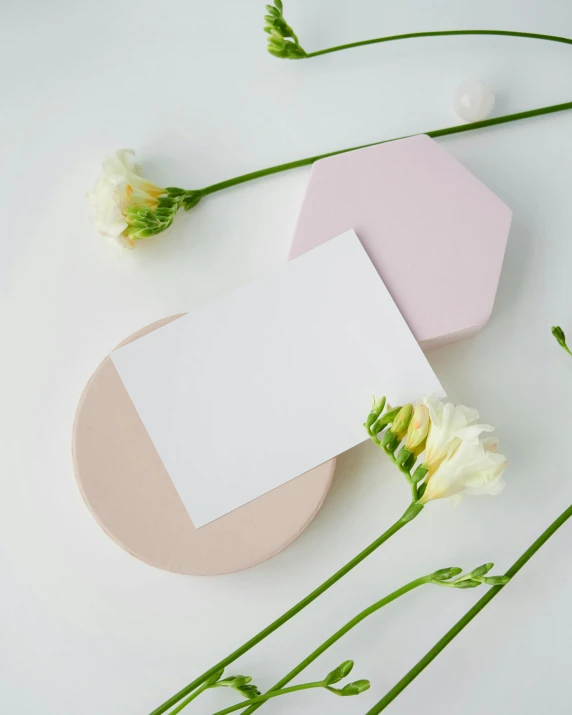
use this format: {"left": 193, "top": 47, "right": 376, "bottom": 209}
{"left": 263, "top": 1, "right": 572, "bottom": 60}
{"left": 365, "top": 502, "right": 572, "bottom": 714}
{"left": 149, "top": 396, "right": 504, "bottom": 715}
{"left": 90, "top": 102, "right": 572, "bottom": 246}
{"left": 239, "top": 565, "right": 506, "bottom": 715}
{"left": 212, "top": 661, "right": 369, "bottom": 715}
{"left": 148, "top": 506, "right": 414, "bottom": 715}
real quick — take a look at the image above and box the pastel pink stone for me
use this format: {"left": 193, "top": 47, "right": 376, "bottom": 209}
{"left": 290, "top": 134, "right": 512, "bottom": 349}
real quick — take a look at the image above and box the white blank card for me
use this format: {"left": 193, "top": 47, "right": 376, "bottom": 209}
{"left": 111, "top": 231, "right": 444, "bottom": 527}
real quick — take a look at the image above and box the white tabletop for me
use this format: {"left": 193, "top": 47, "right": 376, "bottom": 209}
{"left": 2, "top": 1, "right": 572, "bottom": 713}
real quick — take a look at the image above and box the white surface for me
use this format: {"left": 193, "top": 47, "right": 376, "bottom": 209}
{"left": 111, "top": 231, "right": 443, "bottom": 527}
{"left": 1, "top": 1, "right": 572, "bottom": 714}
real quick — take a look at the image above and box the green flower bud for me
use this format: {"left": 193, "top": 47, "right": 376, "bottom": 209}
{"left": 365, "top": 395, "right": 386, "bottom": 429}
{"left": 482, "top": 575, "right": 510, "bottom": 586}
{"left": 552, "top": 325, "right": 566, "bottom": 347}
{"left": 404, "top": 403, "right": 430, "bottom": 455}
{"left": 468, "top": 563, "right": 494, "bottom": 579}
{"left": 552, "top": 325, "right": 572, "bottom": 356}
{"left": 324, "top": 660, "right": 354, "bottom": 686}
{"left": 370, "top": 406, "right": 401, "bottom": 435}
{"left": 335, "top": 680, "right": 371, "bottom": 696}
{"left": 390, "top": 404, "right": 413, "bottom": 440}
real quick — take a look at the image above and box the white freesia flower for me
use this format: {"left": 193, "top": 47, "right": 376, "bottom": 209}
{"left": 419, "top": 422, "right": 507, "bottom": 504}
{"left": 422, "top": 395, "right": 485, "bottom": 474}
{"left": 87, "top": 149, "right": 164, "bottom": 244}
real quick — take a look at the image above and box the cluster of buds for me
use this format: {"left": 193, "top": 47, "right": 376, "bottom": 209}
{"left": 205, "top": 669, "right": 261, "bottom": 699}
{"left": 123, "top": 188, "right": 202, "bottom": 241}
{"left": 264, "top": 0, "right": 307, "bottom": 59}
{"left": 429, "top": 564, "right": 510, "bottom": 589}
{"left": 322, "top": 660, "right": 370, "bottom": 697}
{"left": 365, "top": 398, "right": 430, "bottom": 496}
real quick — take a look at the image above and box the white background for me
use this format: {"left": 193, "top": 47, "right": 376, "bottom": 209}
{"left": 1, "top": 1, "right": 572, "bottom": 713}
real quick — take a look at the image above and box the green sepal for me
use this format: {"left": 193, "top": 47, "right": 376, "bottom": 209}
{"left": 329, "top": 680, "right": 371, "bottom": 696}
{"left": 431, "top": 567, "right": 463, "bottom": 581}
{"left": 183, "top": 193, "right": 202, "bottom": 211}
{"left": 469, "top": 563, "right": 494, "bottom": 578}
{"left": 165, "top": 187, "right": 186, "bottom": 197}
{"left": 411, "top": 465, "right": 428, "bottom": 484}
{"left": 370, "top": 406, "right": 401, "bottom": 435}
{"left": 205, "top": 668, "right": 225, "bottom": 686}
{"left": 416, "top": 482, "right": 427, "bottom": 499}
{"left": 482, "top": 575, "right": 510, "bottom": 586}
{"left": 381, "top": 430, "right": 399, "bottom": 453}
{"left": 236, "top": 684, "right": 261, "bottom": 699}
{"left": 157, "top": 196, "right": 176, "bottom": 208}
{"left": 401, "top": 502, "right": 423, "bottom": 523}
{"left": 213, "top": 675, "right": 261, "bottom": 699}
{"left": 395, "top": 447, "right": 416, "bottom": 472}
{"left": 454, "top": 579, "right": 481, "bottom": 589}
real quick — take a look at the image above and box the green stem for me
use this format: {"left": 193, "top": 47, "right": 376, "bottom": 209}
{"left": 212, "top": 682, "right": 323, "bottom": 715}
{"left": 148, "top": 506, "right": 419, "bottom": 715}
{"left": 198, "top": 101, "right": 572, "bottom": 197}
{"left": 240, "top": 576, "right": 428, "bottom": 715}
{"left": 167, "top": 680, "right": 211, "bottom": 715}
{"left": 365, "top": 502, "right": 572, "bottom": 714}
{"left": 306, "top": 29, "right": 572, "bottom": 58}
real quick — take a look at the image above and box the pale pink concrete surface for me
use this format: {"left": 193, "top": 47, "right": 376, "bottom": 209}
{"left": 290, "top": 134, "right": 512, "bottom": 349}
{"left": 72, "top": 316, "right": 335, "bottom": 576}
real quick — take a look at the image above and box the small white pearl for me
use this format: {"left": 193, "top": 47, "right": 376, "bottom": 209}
{"left": 452, "top": 80, "right": 495, "bottom": 122}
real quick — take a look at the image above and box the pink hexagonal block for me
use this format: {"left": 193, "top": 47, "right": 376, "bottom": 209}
{"left": 290, "top": 135, "right": 512, "bottom": 349}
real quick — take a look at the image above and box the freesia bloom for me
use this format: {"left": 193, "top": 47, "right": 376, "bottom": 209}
{"left": 419, "top": 424, "right": 507, "bottom": 503}
{"left": 87, "top": 149, "right": 165, "bottom": 245}
{"left": 422, "top": 395, "right": 483, "bottom": 474}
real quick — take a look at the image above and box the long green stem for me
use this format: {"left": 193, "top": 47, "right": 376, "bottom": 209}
{"left": 198, "top": 101, "right": 572, "bottom": 197}
{"left": 365, "top": 502, "right": 572, "bottom": 714}
{"left": 167, "top": 680, "right": 211, "bottom": 715}
{"left": 212, "top": 682, "right": 323, "bottom": 715}
{"left": 240, "top": 576, "right": 428, "bottom": 715}
{"left": 305, "top": 29, "right": 572, "bottom": 58}
{"left": 149, "top": 506, "right": 418, "bottom": 715}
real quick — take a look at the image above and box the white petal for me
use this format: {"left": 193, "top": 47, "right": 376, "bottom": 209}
{"left": 454, "top": 423, "right": 494, "bottom": 443}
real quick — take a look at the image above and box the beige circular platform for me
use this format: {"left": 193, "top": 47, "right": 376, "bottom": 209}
{"left": 72, "top": 315, "right": 336, "bottom": 576}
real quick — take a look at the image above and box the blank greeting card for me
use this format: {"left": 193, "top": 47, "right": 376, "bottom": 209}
{"left": 111, "top": 230, "right": 444, "bottom": 527}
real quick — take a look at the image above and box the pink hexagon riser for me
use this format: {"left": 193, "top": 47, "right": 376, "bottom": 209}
{"left": 290, "top": 134, "right": 512, "bottom": 349}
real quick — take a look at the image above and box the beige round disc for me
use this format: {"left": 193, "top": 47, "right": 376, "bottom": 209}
{"left": 72, "top": 315, "right": 335, "bottom": 575}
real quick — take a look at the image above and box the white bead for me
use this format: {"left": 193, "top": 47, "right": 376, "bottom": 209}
{"left": 452, "top": 80, "right": 495, "bottom": 122}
